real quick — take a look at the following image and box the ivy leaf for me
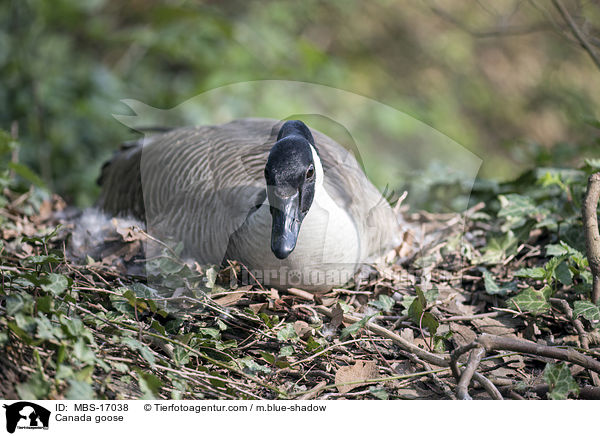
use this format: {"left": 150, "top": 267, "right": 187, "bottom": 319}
{"left": 369, "top": 294, "right": 395, "bottom": 312}
{"left": 73, "top": 338, "right": 97, "bottom": 365}
{"left": 16, "top": 371, "right": 51, "bottom": 400}
{"left": 498, "top": 194, "right": 537, "bottom": 221}
{"left": 27, "top": 254, "right": 62, "bottom": 265}
{"left": 8, "top": 162, "right": 47, "bottom": 189}
{"left": 482, "top": 269, "right": 513, "bottom": 296}
{"left": 369, "top": 386, "right": 389, "bottom": 400}
{"left": 543, "top": 363, "right": 579, "bottom": 400}
{"left": 259, "top": 351, "right": 275, "bottom": 365}
{"left": 66, "top": 380, "right": 95, "bottom": 400}
{"left": 507, "top": 286, "right": 551, "bottom": 315}
{"left": 120, "top": 336, "right": 156, "bottom": 368}
{"left": 340, "top": 313, "right": 378, "bottom": 340}
{"left": 238, "top": 356, "right": 271, "bottom": 375}
{"left": 514, "top": 267, "right": 546, "bottom": 280}
{"left": 573, "top": 300, "right": 600, "bottom": 323}
{"left": 478, "top": 230, "right": 521, "bottom": 264}
{"left": 546, "top": 241, "right": 584, "bottom": 258}
{"left": 276, "top": 323, "right": 299, "bottom": 342}
{"left": 136, "top": 369, "right": 163, "bottom": 399}
{"left": 554, "top": 261, "right": 573, "bottom": 286}
{"left": 408, "top": 288, "right": 438, "bottom": 335}
{"left": 41, "top": 273, "right": 69, "bottom": 296}
{"left": 420, "top": 312, "right": 439, "bottom": 336}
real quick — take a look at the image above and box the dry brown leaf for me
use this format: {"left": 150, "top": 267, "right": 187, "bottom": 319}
{"left": 330, "top": 303, "right": 344, "bottom": 329}
{"left": 448, "top": 322, "right": 478, "bottom": 346}
{"left": 293, "top": 321, "right": 312, "bottom": 339}
{"left": 213, "top": 292, "right": 244, "bottom": 307}
{"left": 335, "top": 360, "right": 378, "bottom": 394}
{"left": 319, "top": 297, "right": 338, "bottom": 307}
{"left": 471, "top": 317, "right": 517, "bottom": 337}
{"left": 35, "top": 199, "right": 53, "bottom": 222}
{"left": 248, "top": 303, "right": 266, "bottom": 314}
{"left": 113, "top": 220, "right": 145, "bottom": 242}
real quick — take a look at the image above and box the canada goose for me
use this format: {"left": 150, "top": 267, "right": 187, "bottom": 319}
{"left": 98, "top": 118, "right": 399, "bottom": 291}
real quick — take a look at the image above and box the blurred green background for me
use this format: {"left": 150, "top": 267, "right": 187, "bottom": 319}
{"left": 1, "top": 0, "right": 599, "bottom": 207}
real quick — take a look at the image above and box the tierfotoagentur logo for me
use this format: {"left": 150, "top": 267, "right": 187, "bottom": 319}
{"left": 3, "top": 402, "right": 50, "bottom": 434}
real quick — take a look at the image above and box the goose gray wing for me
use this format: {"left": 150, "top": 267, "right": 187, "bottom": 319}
{"left": 98, "top": 119, "right": 276, "bottom": 264}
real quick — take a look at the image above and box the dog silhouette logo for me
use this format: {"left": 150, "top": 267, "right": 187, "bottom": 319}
{"left": 3, "top": 402, "right": 50, "bottom": 433}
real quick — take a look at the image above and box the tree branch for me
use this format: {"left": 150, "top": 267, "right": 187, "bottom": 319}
{"left": 583, "top": 173, "right": 600, "bottom": 304}
{"left": 429, "top": 4, "right": 551, "bottom": 38}
{"left": 476, "top": 334, "right": 600, "bottom": 373}
{"left": 552, "top": 0, "right": 600, "bottom": 72}
{"left": 456, "top": 346, "right": 486, "bottom": 400}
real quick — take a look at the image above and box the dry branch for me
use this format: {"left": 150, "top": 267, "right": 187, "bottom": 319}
{"left": 456, "top": 346, "right": 486, "bottom": 400}
{"left": 552, "top": 0, "right": 600, "bottom": 72}
{"left": 583, "top": 173, "right": 600, "bottom": 304}
{"left": 475, "top": 334, "right": 600, "bottom": 374}
{"left": 315, "top": 305, "right": 450, "bottom": 367}
{"left": 550, "top": 298, "right": 589, "bottom": 348}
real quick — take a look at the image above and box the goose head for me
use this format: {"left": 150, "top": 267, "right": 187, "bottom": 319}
{"left": 265, "top": 120, "right": 318, "bottom": 259}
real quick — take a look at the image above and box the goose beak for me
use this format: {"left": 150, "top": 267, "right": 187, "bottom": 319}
{"left": 270, "top": 191, "right": 302, "bottom": 259}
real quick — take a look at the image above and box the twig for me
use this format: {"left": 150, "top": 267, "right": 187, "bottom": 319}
{"left": 287, "top": 287, "right": 315, "bottom": 301}
{"left": 450, "top": 333, "right": 600, "bottom": 398}
{"left": 290, "top": 337, "right": 391, "bottom": 368}
{"left": 315, "top": 305, "right": 450, "bottom": 367}
{"left": 440, "top": 311, "right": 501, "bottom": 323}
{"left": 550, "top": 298, "right": 589, "bottom": 349}
{"left": 472, "top": 372, "right": 503, "bottom": 400}
{"left": 475, "top": 334, "right": 600, "bottom": 374}
{"left": 552, "top": 0, "right": 600, "bottom": 72}
{"left": 397, "top": 349, "right": 456, "bottom": 400}
{"left": 500, "top": 382, "right": 600, "bottom": 400}
{"left": 456, "top": 346, "right": 486, "bottom": 400}
{"left": 429, "top": 4, "right": 551, "bottom": 38}
{"left": 582, "top": 173, "right": 600, "bottom": 304}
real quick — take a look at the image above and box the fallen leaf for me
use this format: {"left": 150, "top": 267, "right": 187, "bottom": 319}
{"left": 335, "top": 360, "right": 378, "bottom": 394}
{"left": 471, "top": 317, "right": 517, "bottom": 337}
{"left": 113, "top": 220, "right": 145, "bottom": 242}
{"left": 449, "top": 322, "right": 477, "bottom": 346}
{"left": 293, "top": 321, "right": 312, "bottom": 339}
{"left": 330, "top": 303, "right": 344, "bottom": 329}
{"left": 213, "top": 292, "right": 244, "bottom": 307}
{"left": 249, "top": 303, "right": 266, "bottom": 314}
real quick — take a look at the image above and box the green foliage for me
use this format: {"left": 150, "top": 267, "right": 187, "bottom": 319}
{"left": 482, "top": 269, "right": 516, "bottom": 296}
{"left": 408, "top": 288, "right": 439, "bottom": 336}
{"left": 508, "top": 286, "right": 552, "bottom": 316}
{"left": 573, "top": 301, "right": 600, "bottom": 323}
{"left": 340, "top": 313, "right": 379, "bottom": 340}
{"left": 543, "top": 363, "right": 579, "bottom": 400}
{"left": 276, "top": 323, "right": 299, "bottom": 342}
{"left": 368, "top": 294, "right": 395, "bottom": 312}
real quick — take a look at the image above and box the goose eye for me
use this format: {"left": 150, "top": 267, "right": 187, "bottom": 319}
{"left": 306, "top": 166, "right": 314, "bottom": 179}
